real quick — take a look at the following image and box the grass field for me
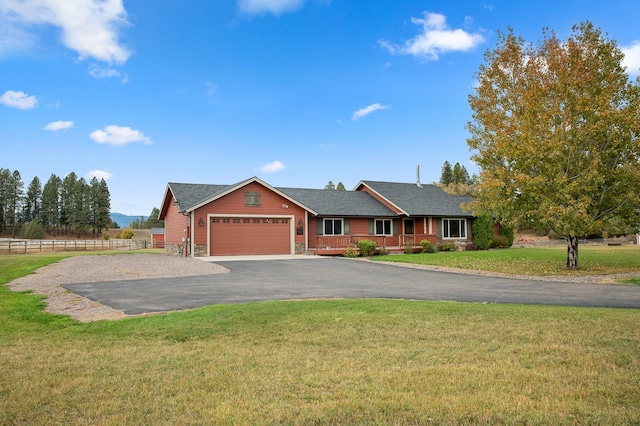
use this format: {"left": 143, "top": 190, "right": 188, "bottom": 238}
{"left": 1, "top": 250, "right": 639, "bottom": 424}
{"left": 376, "top": 245, "right": 640, "bottom": 278}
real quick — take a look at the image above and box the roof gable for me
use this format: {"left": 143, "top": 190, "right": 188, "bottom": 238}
{"left": 276, "top": 187, "right": 397, "bottom": 217}
{"left": 356, "top": 180, "right": 474, "bottom": 217}
{"left": 166, "top": 177, "right": 319, "bottom": 215}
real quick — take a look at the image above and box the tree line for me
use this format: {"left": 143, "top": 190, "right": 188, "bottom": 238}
{"left": 0, "top": 168, "right": 111, "bottom": 238}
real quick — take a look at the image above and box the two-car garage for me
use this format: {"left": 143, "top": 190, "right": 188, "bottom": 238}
{"left": 209, "top": 216, "right": 294, "bottom": 256}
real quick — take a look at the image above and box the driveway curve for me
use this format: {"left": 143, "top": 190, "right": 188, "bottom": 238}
{"left": 64, "top": 258, "right": 640, "bottom": 315}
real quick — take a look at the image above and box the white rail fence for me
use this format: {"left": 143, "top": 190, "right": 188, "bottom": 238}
{"left": 0, "top": 238, "right": 150, "bottom": 254}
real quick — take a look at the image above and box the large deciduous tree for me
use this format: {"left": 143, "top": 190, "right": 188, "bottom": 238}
{"left": 466, "top": 22, "right": 640, "bottom": 269}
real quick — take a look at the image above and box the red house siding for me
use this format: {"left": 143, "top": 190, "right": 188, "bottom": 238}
{"left": 164, "top": 202, "right": 189, "bottom": 255}
{"left": 191, "top": 182, "right": 308, "bottom": 256}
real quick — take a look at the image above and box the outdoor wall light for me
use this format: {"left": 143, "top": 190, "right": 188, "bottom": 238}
{"left": 198, "top": 218, "right": 204, "bottom": 227}
{"left": 298, "top": 219, "right": 303, "bottom": 227}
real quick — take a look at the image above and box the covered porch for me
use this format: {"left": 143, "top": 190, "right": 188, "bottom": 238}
{"left": 308, "top": 234, "right": 437, "bottom": 256}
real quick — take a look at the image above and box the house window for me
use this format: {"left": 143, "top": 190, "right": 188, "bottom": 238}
{"left": 324, "top": 218, "right": 343, "bottom": 235}
{"left": 245, "top": 192, "right": 261, "bottom": 207}
{"left": 443, "top": 219, "right": 467, "bottom": 239}
{"left": 375, "top": 219, "right": 392, "bottom": 236}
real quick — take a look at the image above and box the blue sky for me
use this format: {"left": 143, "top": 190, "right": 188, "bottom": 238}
{"left": 1, "top": 0, "right": 639, "bottom": 215}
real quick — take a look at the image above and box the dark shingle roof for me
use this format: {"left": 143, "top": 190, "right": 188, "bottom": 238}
{"left": 276, "top": 187, "right": 397, "bottom": 217}
{"left": 359, "top": 181, "right": 474, "bottom": 217}
{"left": 167, "top": 182, "right": 232, "bottom": 211}
{"left": 165, "top": 179, "right": 473, "bottom": 218}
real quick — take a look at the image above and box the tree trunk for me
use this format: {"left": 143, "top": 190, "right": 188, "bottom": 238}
{"left": 566, "top": 235, "right": 579, "bottom": 270}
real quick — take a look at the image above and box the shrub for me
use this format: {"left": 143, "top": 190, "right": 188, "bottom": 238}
{"left": 491, "top": 235, "right": 510, "bottom": 249}
{"left": 499, "top": 224, "right": 515, "bottom": 247}
{"left": 344, "top": 246, "right": 359, "bottom": 258}
{"left": 403, "top": 242, "right": 415, "bottom": 254}
{"left": 420, "top": 239, "right": 438, "bottom": 253}
{"left": 378, "top": 246, "right": 388, "bottom": 256}
{"left": 437, "top": 241, "right": 457, "bottom": 252}
{"left": 472, "top": 214, "right": 494, "bottom": 250}
{"left": 465, "top": 241, "right": 478, "bottom": 251}
{"left": 358, "top": 239, "right": 377, "bottom": 257}
{"left": 116, "top": 228, "right": 135, "bottom": 239}
{"left": 103, "top": 233, "right": 110, "bottom": 240}
{"left": 23, "top": 220, "right": 44, "bottom": 239}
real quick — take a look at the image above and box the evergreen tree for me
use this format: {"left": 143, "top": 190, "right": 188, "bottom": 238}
{"left": 60, "top": 172, "right": 78, "bottom": 235}
{"left": 452, "top": 163, "right": 471, "bottom": 184}
{"left": 439, "top": 161, "right": 453, "bottom": 185}
{"left": 324, "top": 181, "right": 335, "bottom": 190}
{"left": 145, "top": 207, "right": 164, "bottom": 229}
{"left": 23, "top": 176, "right": 42, "bottom": 224}
{"left": 42, "top": 174, "right": 62, "bottom": 235}
{"left": 95, "top": 178, "right": 111, "bottom": 233}
{"left": 70, "top": 177, "right": 90, "bottom": 237}
{"left": 336, "top": 182, "right": 346, "bottom": 191}
{"left": 89, "top": 177, "right": 111, "bottom": 234}
{"left": 0, "top": 168, "right": 10, "bottom": 231}
{"left": 7, "top": 170, "right": 24, "bottom": 237}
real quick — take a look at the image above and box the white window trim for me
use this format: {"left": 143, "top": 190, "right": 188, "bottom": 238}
{"left": 324, "top": 218, "right": 344, "bottom": 236}
{"left": 442, "top": 218, "right": 467, "bottom": 239}
{"left": 374, "top": 218, "right": 393, "bottom": 236}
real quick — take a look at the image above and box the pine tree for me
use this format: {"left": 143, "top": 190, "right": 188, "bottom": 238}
{"left": 42, "top": 174, "right": 62, "bottom": 235}
{"left": 439, "top": 161, "right": 453, "bottom": 185}
{"left": 145, "top": 207, "right": 164, "bottom": 229}
{"left": 0, "top": 168, "right": 10, "bottom": 231}
{"left": 60, "top": 172, "right": 78, "bottom": 235}
{"left": 336, "top": 182, "right": 346, "bottom": 191}
{"left": 452, "top": 163, "right": 471, "bottom": 184}
{"left": 324, "top": 181, "right": 335, "bottom": 190}
{"left": 23, "top": 176, "right": 42, "bottom": 224}
{"left": 95, "top": 178, "right": 111, "bottom": 233}
{"left": 7, "top": 170, "right": 24, "bottom": 237}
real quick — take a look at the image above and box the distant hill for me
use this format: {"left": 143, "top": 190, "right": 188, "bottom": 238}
{"left": 110, "top": 213, "right": 148, "bottom": 229}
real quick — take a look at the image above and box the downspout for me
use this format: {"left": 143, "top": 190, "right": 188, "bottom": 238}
{"left": 189, "top": 213, "right": 194, "bottom": 257}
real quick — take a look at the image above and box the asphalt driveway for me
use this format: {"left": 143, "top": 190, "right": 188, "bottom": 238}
{"left": 64, "top": 258, "right": 640, "bottom": 315}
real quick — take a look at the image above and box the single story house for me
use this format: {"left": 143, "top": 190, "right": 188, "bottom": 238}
{"left": 158, "top": 176, "right": 477, "bottom": 257}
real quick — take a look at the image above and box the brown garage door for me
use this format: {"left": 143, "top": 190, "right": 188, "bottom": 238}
{"left": 210, "top": 217, "right": 292, "bottom": 255}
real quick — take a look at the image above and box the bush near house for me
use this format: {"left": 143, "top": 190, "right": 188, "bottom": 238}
{"left": 358, "top": 240, "right": 377, "bottom": 257}
{"left": 472, "top": 215, "right": 494, "bottom": 250}
{"left": 420, "top": 240, "right": 438, "bottom": 253}
{"left": 437, "top": 241, "right": 457, "bottom": 252}
{"left": 344, "top": 246, "right": 359, "bottom": 258}
{"left": 491, "top": 235, "right": 510, "bottom": 249}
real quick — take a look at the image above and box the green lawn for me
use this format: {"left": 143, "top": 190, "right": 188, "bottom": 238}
{"left": 375, "top": 245, "right": 640, "bottom": 277}
{"left": 1, "top": 251, "right": 639, "bottom": 424}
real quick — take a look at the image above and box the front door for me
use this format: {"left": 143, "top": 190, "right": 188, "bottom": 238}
{"left": 404, "top": 219, "right": 414, "bottom": 235}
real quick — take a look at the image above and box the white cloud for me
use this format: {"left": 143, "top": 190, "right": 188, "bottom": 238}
{"left": 85, "top": 170, "right": 113, "bottom": 181}
{"left": 258, "top": 160, "right": 285, "bottom": 173}
{"left": 44, "top": 120, "right": 74, "bottom": 131}
{"left": 352, "top": 103, "right": 388, "bottom": 121}
{"left": 89, "top": 125, "right": 152, "bottom": 146}
{"left": 0, "top": 0, "right": 131, "bottom": 64}
{"left": 380, "top": 12, "right": 485, "bottom": 60}
{"left": 0, "top": 90, "right": 38, "bottom": 109}
{"left": 238, "top": 0, "right": 306, "bottom": 16}
{"left": 89, "top": 64, "right": 128, "bottom": 82}
{"left": 622, "top": 41, "right": 640, "bottom": 77}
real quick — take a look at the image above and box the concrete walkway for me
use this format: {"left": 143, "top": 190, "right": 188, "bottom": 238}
{"left": 63, "top": 257, "right": 640, "bottom": 315}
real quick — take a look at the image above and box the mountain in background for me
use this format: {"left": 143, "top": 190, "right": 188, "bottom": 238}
{"left": 110, "top": 213, "right": 148, "bottom": 229}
